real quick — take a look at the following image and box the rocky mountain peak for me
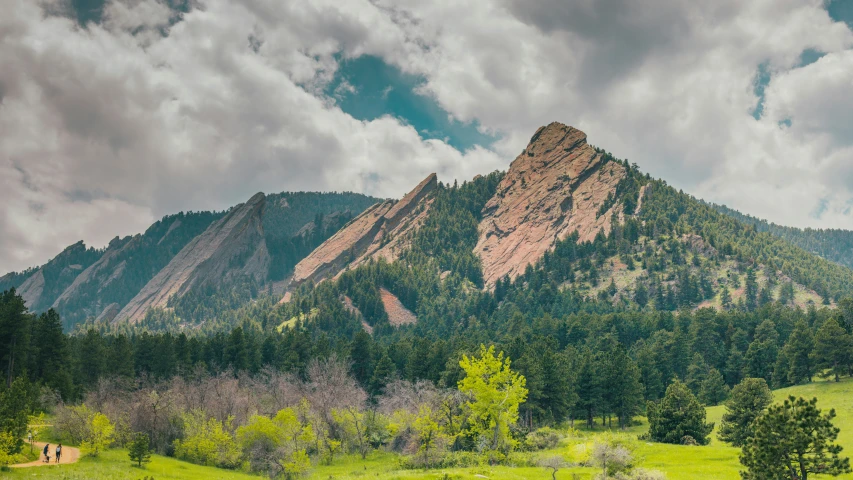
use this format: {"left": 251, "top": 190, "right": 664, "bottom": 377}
{"left": 475, "top": 122, "right": 626, "bottom": 287}
{"left": 285, "top": 173, "right": 437, "bottom": 295}
{"left": 114, "top": 192, "right": 270, "bottom": 324}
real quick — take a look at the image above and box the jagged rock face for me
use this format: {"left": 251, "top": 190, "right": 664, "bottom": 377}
{"left": 475, "top": 122, "right": 626, "bottom": 286}
{"left": 114, "top": 192, "right": 270, "bottom": 324}
{"left": 17, "top": 269, "right": 45, "bottom": 310}
{"left": 52, "top": 236, "right": 134, "bottom": 314}
{"left": 287, "top": 174, "right": 437, "bottom": 292}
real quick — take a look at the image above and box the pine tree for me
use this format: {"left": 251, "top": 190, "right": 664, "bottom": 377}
{"left": 369, "top": 353, "right": 395, "bottom": 396}
{"left": 698, "top": 368, "right": 729, "bottom": 406}
{"left": 719, "top": 284, "right": 732, "bottom": 310}
{"left": 745, "top": 268, "right": 759, "bottom": 311}
{"left": 718, "top": 378, "right": 772, "bottom": 447}
{"left": 128, "top": 432, "right": 152, "bottom": 467}
{"left": 812, "top": 318, "right": 853, "bottom": 382}
{"left": 786, "top": 321, "right": 815, "bottom": 385}
{"left": 647, "top": 380, "right": 714, "bottom": 445}
{"left": 634, "top": 282, "right": 649, "bottom": 308}
{"left": 605, "top": 346, "right": 645, "bottom": 429}
{"left": 741, "top": 396, "right": 851, "bottom": 479}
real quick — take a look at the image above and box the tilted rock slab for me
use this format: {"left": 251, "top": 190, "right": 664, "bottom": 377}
{"left": 114, "top": 192, "right": 270, "bottom": 324}
{"left": 285, "top": 173, "right": 437, "bottom": 295}
{"left": 475, "top": 122, "right": 626, "bottom": 287}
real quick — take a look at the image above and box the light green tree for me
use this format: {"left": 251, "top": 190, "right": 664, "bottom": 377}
{"left": 236, "top": 407, "right": 314, "bottom": 479}
{"left": 81, "top": 412, "right": 114, "bottom": 457}
{"left": 458, "top": 345, "right": 528, "bottom": 452}
{"left": 173, "top": 410, "right": 240, "bottom": 468}
{"left": 412, "top": 405, "right": 447, "bottom": 468}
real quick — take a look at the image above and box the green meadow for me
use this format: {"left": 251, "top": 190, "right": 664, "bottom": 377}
{"left": 7, "top": 377, "right": 853, "bottom": 480}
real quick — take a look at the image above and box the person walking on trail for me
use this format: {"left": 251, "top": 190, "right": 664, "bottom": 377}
{"left": 56, "top": 444, "right": 62, "bottom": 463}
{"left": 42, "top": 443, "right": 50, "bottom": 463}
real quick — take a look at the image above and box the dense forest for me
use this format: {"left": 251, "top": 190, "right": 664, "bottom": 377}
{"left": 713, "top": 203, "right": 853, "bottom": 270}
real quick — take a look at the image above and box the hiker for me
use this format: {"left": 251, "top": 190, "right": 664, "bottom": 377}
{"left": 43, "top": 443, "right": 50, "bottom": 463}
{"left": 56, "top": 443, "right": 62, "bottom": 463}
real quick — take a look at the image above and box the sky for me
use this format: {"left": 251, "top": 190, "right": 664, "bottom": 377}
{"left": 1, "top": 0, "right": 853, "bottom": 273}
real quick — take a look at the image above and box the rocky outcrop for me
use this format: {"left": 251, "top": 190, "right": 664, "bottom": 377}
{"left": 17, "top": 269, "right": 45, "bottom": 310}
{"left": 95, "top": 303, "right": 120, "bottom": 323}
{"left": 53, "top": 236, "right": 134, "bottom": 313}
{"left": 114, "top": 192, "right": 270, "bottom": 324}
{"left": 475, "top": 122, "right": 626, "bottom": 286}
{"left": 287, "top": 174, "right": 437, "bottom": 292}
{"left": 380, "top": 287, "right": 417, "bottom": 326}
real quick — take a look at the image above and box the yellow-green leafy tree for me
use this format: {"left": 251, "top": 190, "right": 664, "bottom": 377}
{"left": 458, "top": 345, "right": 528, "bottom": 453}
{"left": 81, "top": 413, "right": 114, "bottom": 457}
{"left": 173, "top": 410, "right": 241, "bottom": 468}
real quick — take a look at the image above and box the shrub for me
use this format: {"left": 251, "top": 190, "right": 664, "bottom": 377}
{"left": 523, "top": 427, "right": 565, "bottom": 451}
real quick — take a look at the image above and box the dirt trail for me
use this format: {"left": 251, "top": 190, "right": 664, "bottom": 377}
{"left": 9, "top": 442, "right": 80, "bottom": 468}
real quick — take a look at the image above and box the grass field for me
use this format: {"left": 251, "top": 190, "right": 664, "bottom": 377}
{"left": 6, "top": 377, "right": 853, "bottom": 479}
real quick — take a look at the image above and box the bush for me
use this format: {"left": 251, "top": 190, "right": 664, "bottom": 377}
{"left": 523, "top": 427, "right": 565, "bottom": 451}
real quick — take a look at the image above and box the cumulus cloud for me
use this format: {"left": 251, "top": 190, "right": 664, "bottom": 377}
{"left": 1, "top": 0, "right": 852, "bottom": 273}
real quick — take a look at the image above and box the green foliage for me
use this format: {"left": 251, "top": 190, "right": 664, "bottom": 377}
{"left": 647, "top": 380, "right": 714, "bottom": 445}
{"left": 717, "top": 378, "right": 773, "bottom": 447}
{"left": 740, "top": 396, "right": 851, "bottom": 480}
{"left": 235, "top": 407, "right": 314, "bottom": 478}
{"left": 174, "top": 410, "right": 240, "bottom": 469}
{"left": 0, "top": 377, "right": 31, "bottom": 457}
{"left": 812, "top": 318, "right": 853, "bottom": 382}
{"left": 128, "top": 432, "right": 152, "bottom": 467}
{"left": 82, "top": 412, "right": 115, "bottom": 457}
{"left": 458, "top": 345, "right": 528, "bottom": 453}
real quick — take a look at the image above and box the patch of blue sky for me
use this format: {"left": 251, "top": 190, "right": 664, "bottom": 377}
{"left": 326, "top": 55, "right": 497, "bottom": 151}
{"left": 751, "top": 61, "right": 771, "bottom": 120}
{"left": 827, "top": 0, "right": 853, "bottom": 30}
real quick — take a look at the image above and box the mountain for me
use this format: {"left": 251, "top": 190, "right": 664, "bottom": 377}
{"left": 266, "top": 122, "right": 853, "bottom": 340}
{"left": 5, "top": 121, "right": 853, "bottom": 334}
{"left": 287, "top": 173, "right": 437, "bottom": 293}
{"left": 1, "top": 192, "right": 379, "bottom": 330}
{"left": 2, "top": 241, "right": 104, "bottom": 314}
{"left": 114, "top": 192, "right": 270, "bottom": 324}
{"left": 475, "top": 123, "right": 627, "bottom": 286}
{"left": 51, "top": 210, "right": 222, "bottom": 327}
{"left": 712, "top": 203, "right": 853, "bottom": 270}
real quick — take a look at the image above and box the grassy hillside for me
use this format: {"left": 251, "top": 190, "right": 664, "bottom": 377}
{"left": 10, "top": 378, "right": 853, "bottom": 480}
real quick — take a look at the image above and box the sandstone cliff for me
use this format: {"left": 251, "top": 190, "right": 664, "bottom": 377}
{"left": 114, "top": 192, "right": 270, "bottom": 324}
{"left": 14, "top": 241, "right": 101, "bottom": 312}
{"left": 475, "top": 122, "right": 626, "bottom": 286}
{"left": 286, "top": 174, "right": 437, "bottom": 293}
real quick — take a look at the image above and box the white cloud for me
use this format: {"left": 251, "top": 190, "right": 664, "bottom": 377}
{"left": 1, "top": 0, "right": 852, "bottom": 272}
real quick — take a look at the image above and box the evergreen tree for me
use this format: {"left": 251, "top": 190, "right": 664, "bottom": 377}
{"left": 349, "top": 330, "right": 373, "bottom": 386}
{"left": 698, "top": 368, "right": 729, "bottom": 406}
{"left": 745, "top": 320, "right": 778, "bottom": 384}
{"left": 646, "top": 380, "right": 714, "bottom": 445}
{"left": 128, "top": 432, "right": 152, "bottom": 467}
{"left": 745, "top": 268, "right": 758, "bottom": 311}
{"left": 635, "top": 282, "right": 649, "bottom": 308}
{"left": 575, "top": 352, "right": 604, "bottom": 428}
{"left": 369, "top": 353, "right": 395, "bottom": 396}
{"left": 605, "top": 345, "right": 644, "bottom": 429}
{"left": 812, "top": 318, "right": 853, "bottom": 382}
{"left": 717, "top": 378, "right": 772, "bottom": 446}
{"left": 786, "top": 321, "right": 815, "bottom": 385}
{"left": 741, "top": 396, "right": 851, "bottom": 480}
